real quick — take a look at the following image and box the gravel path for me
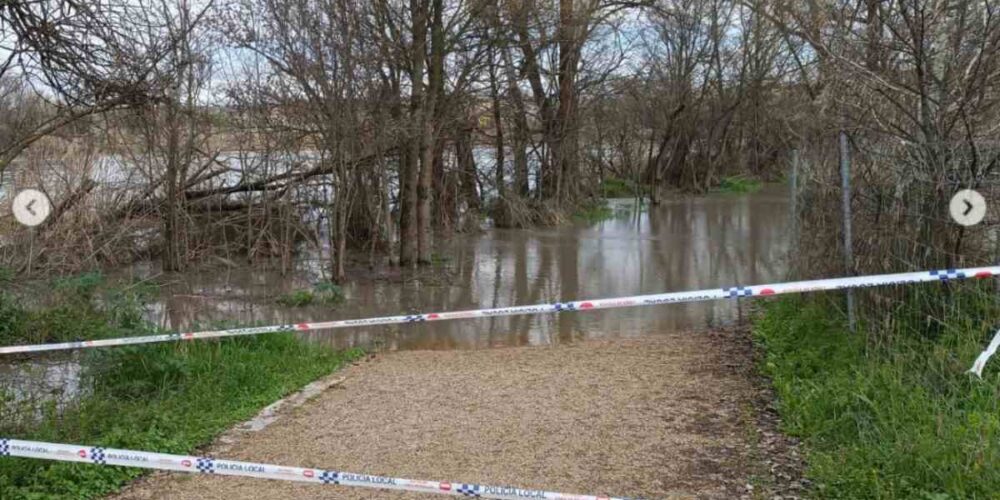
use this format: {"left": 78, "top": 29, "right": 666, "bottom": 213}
{"left": 114, "top": 331, "right": 777, "bottom": 499}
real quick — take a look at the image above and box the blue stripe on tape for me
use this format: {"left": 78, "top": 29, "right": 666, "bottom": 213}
{"left": 197, "top": 457, "right": 215, "bottom": 474}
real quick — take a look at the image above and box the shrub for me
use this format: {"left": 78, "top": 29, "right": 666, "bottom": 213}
{"left": 714, "top": 175, "right": 762, "bottom": 194}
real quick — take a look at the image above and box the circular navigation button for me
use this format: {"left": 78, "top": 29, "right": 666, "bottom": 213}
{"left": 11, "top": 189, "right": 52, "bottom": 227}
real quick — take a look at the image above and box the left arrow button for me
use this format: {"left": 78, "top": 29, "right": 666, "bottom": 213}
{"left": 11, "top": 189, "right": 52, "bottom": 227}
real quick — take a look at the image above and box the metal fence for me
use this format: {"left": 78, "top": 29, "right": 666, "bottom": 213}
{"left": 790, "top": 135, "right": 1000, "bottom": 344}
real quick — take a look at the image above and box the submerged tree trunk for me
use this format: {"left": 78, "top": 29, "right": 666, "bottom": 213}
{"left": 331, "top": 156, "right": 354, "bottom": 283}
{"left": 431, "top": 136, "right": 449, "bottom": 230}
{"left": 399, "top": 143, "right": 419, "bottom": 266}
{"left": 162, "top": 101, "right": 184, "bottom": 272}
{"left": 400, "top": 0, "right": 427, "bottom": 267}
{"left": 456, "top": 122, "right": 479, "bottom": 212}
{"left": 416, "top": 115, "right": 434, "bottom": 264}
{"left": 416, "top": 0, "right": 443, "bottom": 264}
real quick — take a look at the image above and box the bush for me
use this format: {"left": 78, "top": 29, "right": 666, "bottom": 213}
{"left": 714, "top": 175, "right": 762, "bottom": 194}
{"left": 599, "top": 176, "right": 636, "bottom": 198}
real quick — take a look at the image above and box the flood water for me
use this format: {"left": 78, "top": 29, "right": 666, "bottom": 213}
{"left": 0, "top": 186, "right": 790, "bottom": 410}
{"left": 4, "top": 152, "right": 791, "bottom": 352}
{"left": 139, "top": 185, "right": 791, "bottom": 351}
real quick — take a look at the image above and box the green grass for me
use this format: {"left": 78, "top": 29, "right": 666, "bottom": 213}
{"left": 713, "top": 175, "right": 762, "bottom": 194}
{"left": 599, "top": 176, "right": 637, "bottom": 198}
{"left": 572, "top": 200, "right": 617, "bottom": 223}
{"left": 276, "top": 289, "right": 317, "bottom": 307}
{"left": 275, "top": 283, "right": 344, "bottom": 307}
{"left": 0, "top": 273, "right": 157, "bottom": 346}
{"left": 429, "top": 253, "right": 451, "bottom": 267}
{"left": 0, "top": 267, "right": 13, "bottom": 284}
{"left": 0, "top": 281, "right": 362, "bottom": 499}
{"left": 754, "top": 293, "right": 1000, "bottom": 499}
{"left": 53, "top": 272, "right": 104, "bottom": 300}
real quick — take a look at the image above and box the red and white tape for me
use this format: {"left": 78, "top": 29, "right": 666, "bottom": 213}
{"left": 2, "top": 266, "right": 997, "bottom": 355}
{"left": 0, "top": 438, "right": 628, "bottom": 499}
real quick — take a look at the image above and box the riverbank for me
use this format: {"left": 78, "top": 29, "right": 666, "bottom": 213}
{"left": 754, "top": 295, "right": 1000, "bottom": 498}
{"left": 110, "top": 330, "right": 804, "bottom": 500}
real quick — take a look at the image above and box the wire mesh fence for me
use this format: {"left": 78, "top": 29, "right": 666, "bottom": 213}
{"left": 791, "top": 133, "right": 1000, "bottom": 350}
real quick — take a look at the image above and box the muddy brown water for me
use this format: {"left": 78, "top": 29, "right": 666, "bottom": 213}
{"left": 141, "top": 186, "right": 790, "bottom": 350}
{"left": 0, "top": 186, "right": 789, "bottom": 403}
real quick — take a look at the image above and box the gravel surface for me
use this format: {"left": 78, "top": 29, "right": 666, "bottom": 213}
{"left": 113, "top": 330, "right": 799, "bottom": 499}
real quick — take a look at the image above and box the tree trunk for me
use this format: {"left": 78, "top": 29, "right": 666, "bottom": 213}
{"left": 333, "top": 186, "right": 348, "bottom": 282}
{"left": 400, "top": 0, "right": 427, "bottom": 267}
{"left": 555, "top": 0, "right": 579, "bottom": 204}
{"left": 488, "top": 43, "right": 505, "bottom": 198}
{"left": 456, "top": 123, "right": 479, "bottom": 211}
{"left": 417, "top": 116, "right": 434, "bottom": 264}
{"left": 500, "top": 45, "right": 530, "bottom": 197}
{"left": 416, "top": 0, "right": 444, "bottom": 264}
{"left": 431, "top": 136, "right": 449, "bottom": 230}
{"left": 512, "top": 4, "right": 554, "bottom": 198}
{"left": 163, "top": 101, "right": 183, "bottom": 272}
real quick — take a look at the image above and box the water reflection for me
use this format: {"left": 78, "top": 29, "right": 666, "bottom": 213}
{"left": 142, "top": 186, "right": 790, "bottom": 351}
{"left": 0, "top": 354, "right": 85, "bottom": 427}
{"left": 0, "top": 187, "right": 790, "bottom": 411}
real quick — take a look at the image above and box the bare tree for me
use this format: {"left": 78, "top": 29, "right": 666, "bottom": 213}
{"left": 0, "top": 1, "right": 184, "bottom": 176}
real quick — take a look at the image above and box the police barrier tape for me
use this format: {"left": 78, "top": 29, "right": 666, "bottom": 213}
{"left": 969, "top": 329, "right": 1000, "bottom": 378}
{"left": 0, "top": 438, "right": 628, "bottom": 500}
{"left": 2, "top": 266, "right": 999, "bottom": 355}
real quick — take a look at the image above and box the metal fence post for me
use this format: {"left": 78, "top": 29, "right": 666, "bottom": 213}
{"left": 790, "top": 148, "right": 799, "bottom": 253}
{"left": 839, "top": 130, "right": 857, "bottom": 333}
